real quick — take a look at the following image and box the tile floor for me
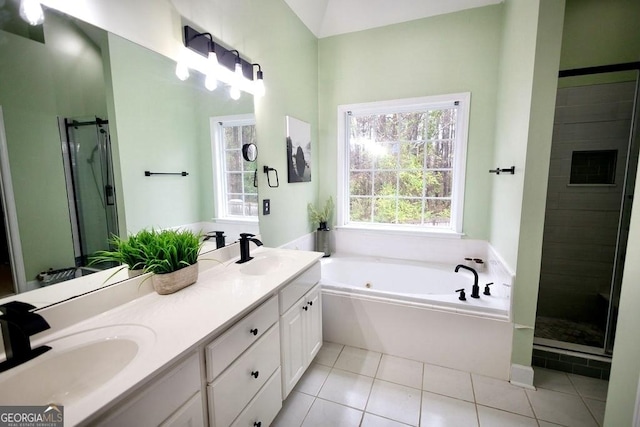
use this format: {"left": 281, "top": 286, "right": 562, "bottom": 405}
{"left": 272, "top": 342, "right": 609, "bottom": 427}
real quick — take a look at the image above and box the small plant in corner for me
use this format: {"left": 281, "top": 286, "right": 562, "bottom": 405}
{"left": 308, "top": 196, "right": 334, "bottom": 230}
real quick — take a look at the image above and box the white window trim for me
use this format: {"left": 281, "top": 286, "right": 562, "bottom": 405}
{"left": 336, "top": 93, "right": 470, "bottom": 236}
{"left": 210, "top": 114, "right": 258, "bottom": 223}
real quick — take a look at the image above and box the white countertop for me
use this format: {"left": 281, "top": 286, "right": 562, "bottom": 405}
{"left": 0, "top": 246, "right": 323, "bottom": 426}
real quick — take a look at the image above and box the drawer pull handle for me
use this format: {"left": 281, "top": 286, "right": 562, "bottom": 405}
{"left": 251, "top": 370, "right": 259, "bottom": 378}
{"left": 307, "top": 301, "right": 313, "bottom": 306}
{"left": 254, "top": 422, "right": 262, "bottom": 427}
{"left": 250, "top": 328, "right": 258, "bottom": 336}
{"left": 302, "top": 305, "right": 308, "bottom": 311}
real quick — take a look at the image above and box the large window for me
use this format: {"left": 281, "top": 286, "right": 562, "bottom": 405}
{"left": 338, "top": 94, "right": 469, "bottom": 233}
{"left": 211, "top": 115, "right": 258, "bottom": 220}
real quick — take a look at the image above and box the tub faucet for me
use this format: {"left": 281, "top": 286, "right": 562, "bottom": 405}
{"left": 237, "top": 233, "right": 263, "bottom": 264}
{"left": 0, "top": 301, "right": 52, "bottom": 372}
{"left": 455, "top": 264, "right": 480, "bottom": 299}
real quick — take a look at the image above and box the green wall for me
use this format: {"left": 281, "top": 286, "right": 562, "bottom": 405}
{"left": 317, "top": 5, "right": 502, "bottom": 239}
{"left": 0, "top": 12, "right": 107, "bottom": 282}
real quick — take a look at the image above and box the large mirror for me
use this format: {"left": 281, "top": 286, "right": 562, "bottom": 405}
{"left": 0, "top": 3, "right": 258, "bottom": 306}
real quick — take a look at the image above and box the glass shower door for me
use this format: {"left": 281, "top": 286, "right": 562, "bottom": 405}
{"left": 61, "top": 117, "right": 119, "bottom": 266}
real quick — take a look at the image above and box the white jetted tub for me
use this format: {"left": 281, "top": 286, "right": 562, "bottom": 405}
{"left": 319, "top": 254, "right": 514, "bottom": 379}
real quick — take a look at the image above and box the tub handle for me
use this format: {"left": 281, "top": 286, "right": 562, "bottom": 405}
{"left": 456, "top": 288, "right": 466, "bottom": 301}
{"left": 484, "top": 283, "right": 494, "bottom": 296}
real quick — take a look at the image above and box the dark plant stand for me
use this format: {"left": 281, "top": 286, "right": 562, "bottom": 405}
{"left": 315, "top": 222, "right": 331, "bottom": 257}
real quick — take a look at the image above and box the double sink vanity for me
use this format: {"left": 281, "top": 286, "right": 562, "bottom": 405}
{"left": 0, "top": 244, "right": 324, "bottom": 426}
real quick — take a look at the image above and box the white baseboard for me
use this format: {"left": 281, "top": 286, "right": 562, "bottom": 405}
{"left": 510, "top": 364, "right": 536, "bottom": 389}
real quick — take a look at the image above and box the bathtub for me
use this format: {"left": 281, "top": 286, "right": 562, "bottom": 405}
{"left": 320, "top": 254, "right": 514, "bottom": 379}
{"left": 320, "top": 255, "right": 510, "bottom": 319}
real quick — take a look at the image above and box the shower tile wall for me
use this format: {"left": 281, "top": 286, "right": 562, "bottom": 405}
{"left": 537, "top": 81, "right": 636, "bottom": 329}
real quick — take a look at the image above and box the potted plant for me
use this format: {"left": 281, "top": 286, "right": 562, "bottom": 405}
{"left": 90, "top": 229, "right": 155, "bottom": 277}
{"left": 140, "top": 229, "right": 203, "bottom": 295}
{"left": 308, "top": 196, "right": 334, "bottom": 257}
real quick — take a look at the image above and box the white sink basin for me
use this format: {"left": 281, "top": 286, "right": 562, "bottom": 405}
{"left": 239, "top": 254, "right": 295, "bottom": 276}
{"left": 0, "top": 324, "right": 156, "bottom": 405}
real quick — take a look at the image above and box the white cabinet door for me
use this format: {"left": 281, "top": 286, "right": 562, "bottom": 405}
{"left": 304, "top": 287, "right": 322, "bottom": 362}
{"left": 280, "top": 284, "right": 323, "bottom": 398}
{"left": 160, "top": 392, "right": 204, "bottom": 427}
{"left": 280, "top": 301, "right": 306, "bottom": 398}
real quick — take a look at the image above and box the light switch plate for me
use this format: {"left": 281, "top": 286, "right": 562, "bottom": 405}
{"left": 263, "top": 199, "right": 270, "bottom": 215}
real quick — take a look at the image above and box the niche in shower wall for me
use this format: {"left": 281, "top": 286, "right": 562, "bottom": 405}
{"left": 569, "top": 149, "right": 617, "bottom": 185}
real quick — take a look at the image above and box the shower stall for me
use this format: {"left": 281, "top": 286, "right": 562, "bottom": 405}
{"left": 59, "top": 116, "right": 119, "bottom": 267}
{"left": 535, "top": 67, "right": 640, "bottom": 358}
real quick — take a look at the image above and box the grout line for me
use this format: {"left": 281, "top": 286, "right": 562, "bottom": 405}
{"left": 470, "top": 375, "right": 481, "bottom": 427}
{"left": 418, "top": 361, "right": 424, "bottom": 426}
{"left": 523, "top": 387, "right": 539, "bottom": 422}
{"left": 298, "top": 394, "right": 316, "bottom": 427}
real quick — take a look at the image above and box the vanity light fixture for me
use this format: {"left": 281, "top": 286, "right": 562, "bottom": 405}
{"left": 179, "top": 25, "right": 263, "bottom": 98}
{"left": 19, "top": 0, "right": 44, "bottom": 26}
{"left": 252, "top": 64, "right": 265, "bottom": 97}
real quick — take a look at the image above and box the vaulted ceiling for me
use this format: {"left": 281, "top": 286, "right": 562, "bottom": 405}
{"left": 283, "top": 0, "right": 503, "bottom": 38}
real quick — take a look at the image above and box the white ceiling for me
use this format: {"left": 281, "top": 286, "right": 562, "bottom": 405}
{"left": 283, "top": 0, "right": 503, "bottom": 38}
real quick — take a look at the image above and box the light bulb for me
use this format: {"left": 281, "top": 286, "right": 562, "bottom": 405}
{"left": 254, "top": 70, "right": 265, "bottom": 97}
{"left": 20, "top": 0, "right": 44, "bottom": 26}
{"left": 229, "top": 86, "right": 241, "bottom": 100}
{"left": 175, "top": 61, "right": 189, "bottom": 81}
{"left": 205, "top": 51, "right": 219, "bottom": 91}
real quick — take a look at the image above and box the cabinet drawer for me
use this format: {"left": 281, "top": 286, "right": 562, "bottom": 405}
{"left": 279, "top": 262, "right": 320, "bottom": 315}
{"left": 206, "top": 295, "right": 278, "bottom": 381}
{"left": 207, "top": 324, "right": 280, "bottom": 427}
{"left": 231, "top": 368, "right": 282, "bottom": 427}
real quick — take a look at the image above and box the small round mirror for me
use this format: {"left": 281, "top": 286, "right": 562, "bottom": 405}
{"left": 242, "top": 143, "right": 258, "bottom": 162}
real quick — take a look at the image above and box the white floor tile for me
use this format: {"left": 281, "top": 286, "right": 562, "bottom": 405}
{"left": 314, "top": 342, "right": 344, "bottom": 367}
{"left": 421, "top": 391, "right": 479, "bottom": 427}
{"left": 272, "top": 391, "right": 314, "bottom": 427}
{"left": 361, "top": 412, "right": 412, "bottom": 427}
{"left": 295, "top": 363, "right": 331, "bottom": 396}
{"left": 334, "top": 346, "right": 382, "bottom": 377}
{"left": 472, "top": 374, "right": 534, "bottom": 417}
{"left": 366, "top": 379, "right": 421, "bottom": 426}
{"left": 568, "top": 374, "right": 609, "bottom": 401}
{"left": 423, "top": 363, "right": 474, "bottom": 402}
{"left": 537, "top": 422, "right": 565, "bottom": 427}
{"left": 583, "top": 397, "right": 606, "bottom": 426}
{"left": 318, "top": 368, "right": 374, "bottom": 410}
{"left": 376, "top": 354, "right": 423, "bottom": 389}
{"left": 534, "top": 367, "right": 578, "bottom": 395}
{"left": 477, "top": 405, "right": 538, "bottom": 427}
{"left": 526, "top": 388, "right": 598, "bottom": 427}
{"left": 302, "top": 398, "right": 363, "bottom": 427}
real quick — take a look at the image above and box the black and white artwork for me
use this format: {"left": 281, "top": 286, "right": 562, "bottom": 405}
{"left": 286, "top": 116, "right": 311, "bottom": 183}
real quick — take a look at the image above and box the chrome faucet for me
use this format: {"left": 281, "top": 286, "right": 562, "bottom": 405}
{"left": 0, "top": 301, "right": 51, "bottom": 372}
{"left": 237, "top": 233, "right": 263, "bottom": 264}
{"left": 454, "top": 264, "right": 480, "bottom": 299}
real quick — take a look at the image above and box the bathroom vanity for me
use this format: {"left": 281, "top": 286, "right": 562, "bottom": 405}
{"left": 0, "top": 246, "right": 323, "bottom": 426}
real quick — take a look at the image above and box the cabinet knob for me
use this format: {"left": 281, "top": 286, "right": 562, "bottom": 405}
{"left": 307, "top": 301, "right": 313, "bottom": 306}
{"left": 302, "top": 305, "right": 308, "bottom": 311}
{"left": 250, "top": 328, "right": 258, "bottom": 336}
{"left": 251, "top": 370, "right": 259, "bottom": 378}
{"left": 254, "top": 422, "right": 262, "bottom": 427}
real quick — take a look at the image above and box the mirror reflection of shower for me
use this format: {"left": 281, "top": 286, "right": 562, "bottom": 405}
{"left": 59, "top": 116, "right": 119, "bottom": 269}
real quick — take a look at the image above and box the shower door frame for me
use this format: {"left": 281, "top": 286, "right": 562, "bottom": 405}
{"left": 535, "top": 62, "right": 640, "bottom": 355}
{"left": 58, "top": 116, "right": 120, "bottom": 266}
